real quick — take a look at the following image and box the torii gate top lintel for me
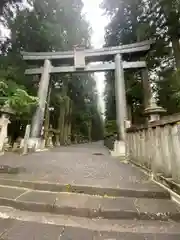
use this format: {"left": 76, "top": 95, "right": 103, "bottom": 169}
{"left": 22, "top": 40, "right": 153, "bottom": 62}
{"left": 22, "top": 40, "right": 153, "bottom": 75}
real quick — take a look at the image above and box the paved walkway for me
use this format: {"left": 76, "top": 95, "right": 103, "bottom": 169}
{"left": 0, "top": 142, "right": 163, "bottom": 191}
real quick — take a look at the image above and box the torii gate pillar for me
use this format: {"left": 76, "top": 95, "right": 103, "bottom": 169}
{"left": 29, "top": 59, "right": 51, "bottom": 149}
{"left": 111, "top": 54, "right": 127, "bottom": 158}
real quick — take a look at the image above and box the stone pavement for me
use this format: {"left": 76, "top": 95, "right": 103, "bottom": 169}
{"left": 0, "top": 208, "right": 180, "bottom": 239}
{"left": 0, "top": 142, "right": 180, "bottom": 238}
{"left": 1, "top": 217, "right": 180, "bottom": 239}
{"left": 0, "top": 142, "right": 167, "bottom": 189}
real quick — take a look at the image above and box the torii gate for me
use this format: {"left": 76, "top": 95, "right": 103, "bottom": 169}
{"left": 22, "top": 40, "right": 152, "bottom": 156}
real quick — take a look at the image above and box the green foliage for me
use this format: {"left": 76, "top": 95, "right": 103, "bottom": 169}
{"left": 0, "top": 79, "right": 38, "bottom": 117}
{"left": 0, "top": 0, "right": 103, "bottom": 140}
{"left": 102, "top": 0, "right": 146, "bottom": 124}
{"left": 0, "top": 60, "right": 37, "bottom": 117}
{"left": 104, "top": 120, "right": 117, "bottom": 137}
{"left": 102, "top": 0, "right": 180, "bottom": 123}
{"left": 7, "top": 89, "right": 38, "bottom": 116}
{"left": 156, "top": 68, "right": 180, "bottom": 114}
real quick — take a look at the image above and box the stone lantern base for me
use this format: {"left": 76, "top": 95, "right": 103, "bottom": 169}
{"left": 0, "top": 104, "right": 14, "bottom": 155}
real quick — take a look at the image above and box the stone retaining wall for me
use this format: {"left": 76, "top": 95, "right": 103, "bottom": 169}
{"left": 127, "top": 113, "right": 180, "bottom": 183}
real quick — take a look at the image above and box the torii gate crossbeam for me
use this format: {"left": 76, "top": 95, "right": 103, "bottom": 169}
{"left": 25, "top": 61, "right": 147, "bottom": 75}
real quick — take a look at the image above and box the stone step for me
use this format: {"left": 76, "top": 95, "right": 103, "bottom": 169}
{"left": 0, "top": 177, "right": 170, "bottom": 199}
{"left": 1, "top": 219, "right": 180, "bottom": 239}
{"left": 1, "top": 207, "right": 180, "bottom": 239}
{"left": 0, "top": 185, "right": 179, "bottom": 221}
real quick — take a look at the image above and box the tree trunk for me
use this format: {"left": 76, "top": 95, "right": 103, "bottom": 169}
{"left": 67, "top": 100, "right": 72, "bottom": 144}
{"left": 171, "top": 37, "right": 180, "bottom": 69}
{"left": 88, "top": 120, "right": 92, "bottom": 142}
{"left": 63, "top": 97, "right": 70, "bottom": 144}
{"left": 55, "top": 133, "right": 60, "bottom": 146}
{"left": 59, "top": 102, "right": 65, "bottom": 145}
{"left": 58, "top": 82, "right": 68, "bottom": 145}
{"left": 141, "top": 67, "right": 151, "bottom": 110}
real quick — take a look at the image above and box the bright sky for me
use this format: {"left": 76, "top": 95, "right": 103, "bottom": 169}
{"left": 82, "top": 0, "right": 109, "bottom": 116}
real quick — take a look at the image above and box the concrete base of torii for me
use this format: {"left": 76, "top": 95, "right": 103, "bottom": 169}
{"left": 110, "top": 120, "right": 131, "bottom": 158}
{"left": 110, "top": 140, "right": 126, "bottom": 158}
{"left": 28, "top": 138, "right": 40, "bottom": 151}
{"left": 28, "top": 138, "right": 46, "bottom": 152}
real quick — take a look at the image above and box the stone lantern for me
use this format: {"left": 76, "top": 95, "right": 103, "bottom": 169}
{"left": 46, "top": 125, "right": 54, "bottom": 148}
{"left": 145, "top": 96, "right": 166, "bottom": 122}
{"left": 0, "top": 104, "right": 14, "bottom": 154}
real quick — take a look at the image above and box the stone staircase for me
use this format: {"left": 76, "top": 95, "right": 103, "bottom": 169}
{"left": 1, "top": 146, "right": 180, "bottom": 238}
{"left": 0, "top": 178, "right": 180, "bottom": 239}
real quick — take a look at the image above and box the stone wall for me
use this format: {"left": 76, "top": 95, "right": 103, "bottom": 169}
{"left": 127, "top": 114, "right": 180, "bottom": 183}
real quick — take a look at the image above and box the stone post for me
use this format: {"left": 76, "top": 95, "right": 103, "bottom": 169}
{"left": 111, "top": 54, "right": 127, "bottom": 157}
{"left": 30, "top": 59, "right": 51, "bottom": 149}
{"left": 22, "top": 124, "right": 31, "bottom": 155}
